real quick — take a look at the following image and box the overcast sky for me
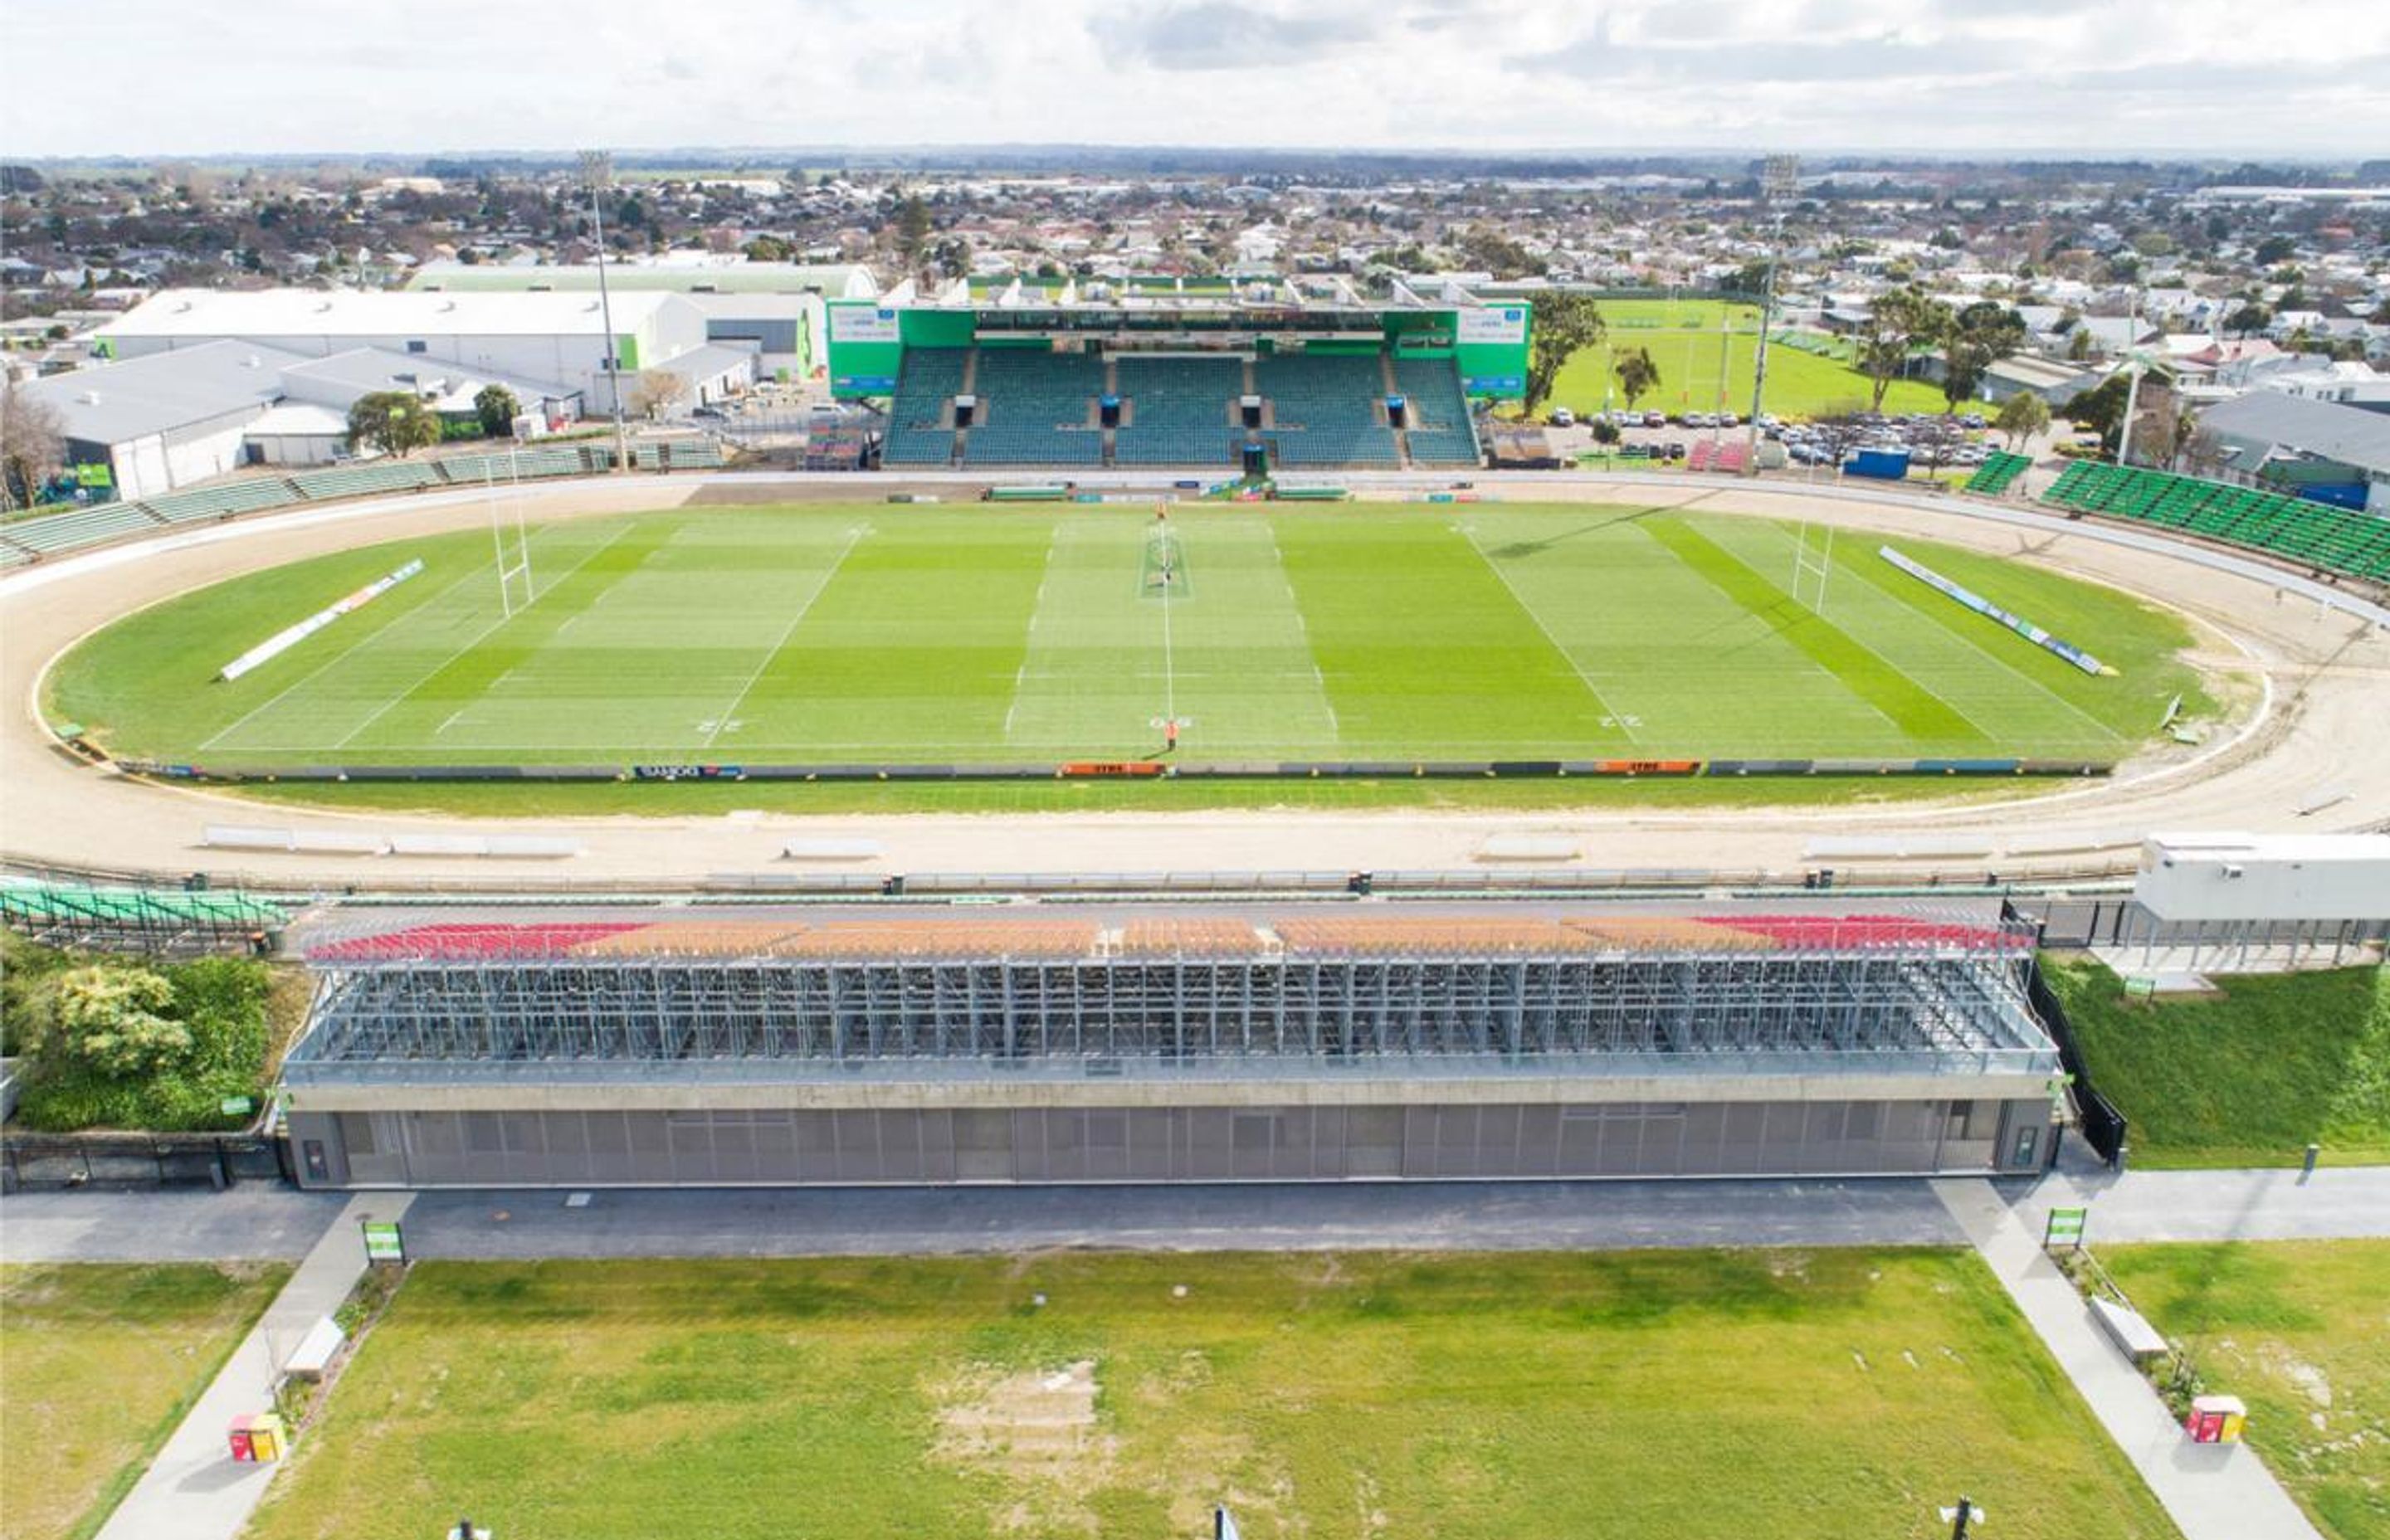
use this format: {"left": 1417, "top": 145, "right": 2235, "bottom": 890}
{"left": 6, "top": 0, "right": 2387, "bottom": 160}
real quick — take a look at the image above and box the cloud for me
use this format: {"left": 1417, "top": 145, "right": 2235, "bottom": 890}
{"left": 1089, "top": 2, "right": 1386, "bottom": 71}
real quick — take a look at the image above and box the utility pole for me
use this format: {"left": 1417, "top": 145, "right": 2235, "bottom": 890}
{"left": 579, "top": 149, "right": 632, "bottom": 475}
{"left": 1744, "top": 154, "right": 1800, "bottom": 475}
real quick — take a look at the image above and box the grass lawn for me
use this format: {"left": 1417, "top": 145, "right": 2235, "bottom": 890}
{"left": 2044, "top": 958, "right": 2390, "bottom": 1168}
{"left": 46, "top": 503, "right": 2206, "bottom": 818}
{"left": 242, "top": 1250, "right": 2174, "bottom": 1540}
{"left": 0, "top": 1262, "right": 288, "bottom": 1540}
{"left": 1550, "top": 299, "right": 1987, "bottom": 421}
{"left": 2102, "top": 1240, "right": 2390, "bottom": 1540}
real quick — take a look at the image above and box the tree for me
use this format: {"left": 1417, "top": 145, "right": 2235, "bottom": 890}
{"left": 1724, "top": 260, "right": 1773, "bottom": 298}
{"left": 2, "top": 381, "right": 66, "bottom": 509}
{"left": 21, "top": 966, "right": 188, "bottom": 1077}
{"left": 2064, "top": 374, "right": 2132, "bottom": 456}
{"left": 742, "top": 234, "right": 793, "bottom": 262}
{"left": 892, "top": 194, "right": 933, "bottom": 277}
{"left": 472, "top": 383, "right": 521, "bottom": 438}
{"left": 2225, "top": 302, "right": 2270, "bottom": 339}
{"left": 345, "top": 391, "right": 441, "bottom": 458}
{"left": 627, "top": 369, "right": 688, "bottom": 420}
{"left": 1856, "top": 288, "right": 1943, "bottom": 413}
{"left": 1614, "top": 346, "right": 1661, "bottom": 411}
{"left": 1521, "top": 290, "right": 1605, "bottom": 417}
{"left": 1939, "top": 301, "right": 2026, "bottom": 415}
{"left": 2253, "top": 234, "right": 2297, "bottom": 266}
{"left": 1994, "top": 392, "right": 2051, "bottom": 451}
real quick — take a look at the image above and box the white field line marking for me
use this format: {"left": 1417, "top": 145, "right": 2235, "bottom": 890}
{"left": 329, "top": 524, "right": 633, "bottom": 752}
{"left": 1459, "top": 528, "right": 1641, "bottom": 743}
{"left": 436, "top": 710, "right": 466, "bottom": 734}
{"left": 1266, "top": 521, "right": 1335, "bottom": 741}
{"left": 198, "top": 543, "right": 537, "bottom": 753}
{"left": 700, "top": 526, "right": 867, "bottom": 749}
{"left": 1006, "top": 526, "right": 1069, "bottom": 736}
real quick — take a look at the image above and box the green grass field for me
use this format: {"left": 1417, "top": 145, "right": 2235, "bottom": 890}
{"left": 1551, "top": 299, "right": 1987, "bottom": 421}
{"left": 49, "top": 504, "right": 2204, "bottom": 797}
{"left": 0, "top": 1262, "right": 288, "bottom": 1540}
{"left": 2046, "top": 958, "right": 2390, "bottom": 1169}
{"left": 2104, "top": 1240, "right": 2390, "bottom": 1540}
{"left": 243, "top": 1251, "right": 2174, "bottom": 1540}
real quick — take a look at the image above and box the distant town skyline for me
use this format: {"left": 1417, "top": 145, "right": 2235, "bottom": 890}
{"left": 4, "top": 0, "right": 2387, "bottom": 161}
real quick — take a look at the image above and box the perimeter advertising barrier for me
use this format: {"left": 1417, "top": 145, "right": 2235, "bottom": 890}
{"left": 1877, "top": 547, "right": 2110, "bottom": 676}
{"left": 217, "top": 560, "right": 425, "bottom": 681}
{"left": 115, "top": 758, "right": 2111, "bottom": 784}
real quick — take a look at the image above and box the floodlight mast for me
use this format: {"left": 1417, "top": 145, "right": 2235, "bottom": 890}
{"left": 1744, "top": 154, "right": 1800, "bottom": 475}
{"left": 579, "top": 149, "right": 632, "bottom": 476}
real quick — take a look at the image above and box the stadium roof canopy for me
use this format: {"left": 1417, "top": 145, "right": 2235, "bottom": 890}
{"left": 410, "top": 260, "right": 881, "bottom": 298}
{"left": 880, "top": 268, "right": 1522, "bottom": 319}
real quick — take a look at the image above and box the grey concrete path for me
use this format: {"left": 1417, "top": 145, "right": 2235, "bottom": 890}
{"left": 1934, "top": 1179, "right": 2322, "bottom": 1540}
{"left": 2022, "top": 1158, "right": 2390, "bottom": 1245}
{"left": 92, "top": 1192, "right": 412, "bottom": 1540}
{"left": 393, "top": 1177, "right": 1968, "bottom": 1258}
{"left": 0, "top": 1187, "right": 348, "bottom": 1263}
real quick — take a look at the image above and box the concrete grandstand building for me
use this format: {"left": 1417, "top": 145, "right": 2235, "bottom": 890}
{"left": 280, "top": 898, "right": 2061, "bottom": 1188}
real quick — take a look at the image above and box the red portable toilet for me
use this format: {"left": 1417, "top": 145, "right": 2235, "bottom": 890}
{"left": 227, "top": 1415, "right": 256, "bottom": 1462}
{"left": 2187, "top": 1395, "right": 2247, "bottom": 1444}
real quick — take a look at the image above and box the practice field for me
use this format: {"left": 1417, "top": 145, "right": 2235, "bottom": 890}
{"left": 50, "top": 504, "right": 2205, "bottom": 782}
{"left": 242, "top": 1251, "right": 2174, "bottom": 1540}
{"left": 2104, "top": 1240, "right": 2390, "bottom": 1540}
{"left": 0, "top": 1262, "right": 288, "bottom": 1540}
{"left": 1549, "top": 299, "right": 1988, "bottom": 422}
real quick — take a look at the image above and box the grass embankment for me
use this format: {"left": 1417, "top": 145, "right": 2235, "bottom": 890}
{"left": 2045, "top": 957, "right": 2390, "bottom": 1169}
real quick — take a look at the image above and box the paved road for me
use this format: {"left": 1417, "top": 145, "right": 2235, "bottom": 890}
{"left": 2022, "top": 1159, "right": 2390, "bottom": 1245}
{"left": 0, "top": 1187, "right": 348, "bottom": 1263}
{"left": 393, "top": 1178, "right": 1969, "bottom": 1258}
{"left": 5, "top": 1162, "right": 2383, "bottom": 1266}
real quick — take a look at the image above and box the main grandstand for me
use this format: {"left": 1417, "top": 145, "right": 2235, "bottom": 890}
{"left": 835, "top": 275, "right": 1520, "bottom": 474}
{"left": 279, "top": 897, "right": 2059, "bottom": 1187}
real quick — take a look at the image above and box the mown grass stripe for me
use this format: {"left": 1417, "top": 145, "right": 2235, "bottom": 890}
{"left": 1639, "top": 515, "right": 1988, "bottom": 746}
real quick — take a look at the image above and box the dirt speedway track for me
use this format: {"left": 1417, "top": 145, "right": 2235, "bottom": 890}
{"left": 5, "top": 470, "right": 2386, "bottom": 891}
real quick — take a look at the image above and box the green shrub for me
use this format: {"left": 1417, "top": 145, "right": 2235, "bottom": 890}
{"left": 2, "top": 938, "right": 276, "bottom": 1133}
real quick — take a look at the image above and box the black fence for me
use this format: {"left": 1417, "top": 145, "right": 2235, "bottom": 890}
{"left": 1, "top": 1131, "right": 291, "bottom": 1192}
{"left": 2020, "top": 895, "right": 2135, "bottom": 951}
{"left": 2022, "top": 953, "right": 2129, "bottom": 1164}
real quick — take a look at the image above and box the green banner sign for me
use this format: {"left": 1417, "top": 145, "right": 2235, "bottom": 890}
{"left": 360, "top": 1220, "right": 406, "bottom": 1264}
{"left": 2044, "top": 1206, "right": 2087, "bottom": 1250}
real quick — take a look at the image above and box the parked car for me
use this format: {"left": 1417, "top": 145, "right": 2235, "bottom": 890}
{"left": 1550, "top": 407, "right": 1576, "bottom": 427}
{"left": 1643, "top": 411, "right": 1667, "bottom": 428}
{"left": 690, "top": 405, "right": 727, "bottom": 421}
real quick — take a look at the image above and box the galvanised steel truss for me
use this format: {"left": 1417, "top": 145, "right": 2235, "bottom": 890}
{"left": 285, "top": 932, "right": 2058, "bottom": 1085}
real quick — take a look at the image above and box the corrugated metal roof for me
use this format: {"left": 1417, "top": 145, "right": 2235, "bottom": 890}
{"left": 2200, "top": 389, "right": 2390, "bottom": 475}
{"left": 103, "top": 286, "right": 681, "bottom": 340}
{"left": 22, "top": 339, "right": 308, "bottom": 445}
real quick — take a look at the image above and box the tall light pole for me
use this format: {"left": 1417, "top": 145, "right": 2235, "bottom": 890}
{"left": 2116, "top": 285, "right": 2145, "bottom": 469}
{"left": 579, "top": 149, "right": 632, "bottom": 475}
{"left": 1744, "top": 154, "right": 1800, "bottom": 475}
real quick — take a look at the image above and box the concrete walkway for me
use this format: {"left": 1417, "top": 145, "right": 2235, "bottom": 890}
{"left": 1934, "top": 1179, "right": 2321, "bottom": 1540}
{"left": 93, "top": 1192, "right": 413, "bottom": 1540}
{"left": 2020, "top": 1160, "right": 2390, "bottom": 1245}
